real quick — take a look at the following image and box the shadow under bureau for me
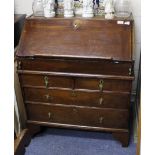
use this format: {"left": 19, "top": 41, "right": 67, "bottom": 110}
{"left": 16, "top": 15, "right": 134, "bottom": 147}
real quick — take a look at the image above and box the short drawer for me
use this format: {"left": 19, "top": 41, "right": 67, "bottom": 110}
{"left": 24, "top": 88, "right": 130, "bottom": 109}
{"left": 75, "top": 77, "right": 132, "bottom": 92}
{"left": 19, "top": 74, "right": 74, "bottom": 89}
{"left": 17, "top": 59, "right": 133, "bottom": 76}
{"left": 26, "top": 103, "right": 129, "bottom": 129}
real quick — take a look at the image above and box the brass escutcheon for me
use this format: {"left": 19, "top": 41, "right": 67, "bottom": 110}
{"left": 71, "top": 90, "right": 77, "bottom": 97}
{"left": 73, "top": 20, "right": 81, "bottom": 30}
{"left": 99, "top": 117, "right": 104, "bottom": 124}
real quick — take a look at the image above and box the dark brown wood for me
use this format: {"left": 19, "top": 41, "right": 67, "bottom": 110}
{"left": 18, "top": 70, "right": 134, "bottom": 80}
{"left": 112, "top": 132, "right": 129, "bottom": 147}
{"left": 19, "top": 73, "right": 132, "bottom": 92}
{"left": 17, "top": 58, "right": 134, "bottom": 76}
{"left": 27, "top": 123, "right": 41, "bottom": 137}
{"left": 27, "top": 120, "right": 128, "bottom": 133}
{"left": 23, "top": 87, "right": 130, "bottom": 109}
{"left": 27, "top": 14, "right": 133, "bottom": 21}
{"left": 16, "top": 16, "right": 133, "bottom": 61}
{"left": 14, "top": 129, "right": 31, "bottom": 155}
{"left": 16, "top": 16, "right": 134, "bottom": 147}
{"left": 26, "top": 103, "right": 129, "bottom": 129}
{"left": 20, "top": 74, "right": 74, "bottom": 89}
{"left": 75, "top": 77, "right": 132, "bottom": 92}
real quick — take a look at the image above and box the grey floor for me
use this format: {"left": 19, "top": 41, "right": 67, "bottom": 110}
{"left": 25, "top": 128, "right": 136, "bottom": 155}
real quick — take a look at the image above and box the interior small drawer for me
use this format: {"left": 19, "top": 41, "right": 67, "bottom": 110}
{"left": 19, "top": 74, "right": 74, "bottom": 89}
{"left": 24, "top": 88, "right": 130, "bottom": 109}
{"left": 26, "top": 103, "right": 129, "bottom": 129}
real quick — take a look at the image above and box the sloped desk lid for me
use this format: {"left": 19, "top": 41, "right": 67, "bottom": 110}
{"left": 16, "top": 15, "right": 133, "bottom": 61}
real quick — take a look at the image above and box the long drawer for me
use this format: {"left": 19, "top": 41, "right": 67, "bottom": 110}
{"left": 17, "top": 59, "right": 133, "bottom": 76}
{"left": 26, "top": 103, "right": 129, "bottom": 129}
{"left": 24, "top": 88, "right": 130, "bottom": 109}
{"left": 19, "top": 74, "right": 132, "bottom": 92}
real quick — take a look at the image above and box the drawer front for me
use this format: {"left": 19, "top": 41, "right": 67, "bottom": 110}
{"left": 20, "top": 74, "right": 74, "bottom": 89}
{"left": 75, "top": 77, "right": 131, "bottom": 92}
{"left": 20, "top": 74, "right": 132, "bottom": 92}
{"left": 18, "top": 59, "right": 133, "bottom": 76}
{"left": 17, "top": 19, "right": 132, "bottom": 60}
{"left": 26, "top": 103, "right": 129, "bottom": 129}
{"left": 24, "top": 88, "right": 130, "bottom": 109}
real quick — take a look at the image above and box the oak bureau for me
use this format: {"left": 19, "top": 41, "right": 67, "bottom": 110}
{"left": 16, "top": 15, "right": 134, "bottom": 147}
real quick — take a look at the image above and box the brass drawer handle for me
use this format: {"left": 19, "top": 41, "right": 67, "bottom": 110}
{"left": 71, "top": 90, "right": 77, "bottom": 97}
{"left": 48, "top": 112, "right": 53, "bottom": 120}
{"left": 99, "top": 80, "right": 104, "bottom": 91}
{"left": 99, "top": 117, "right": 104, "bottom": 124}
{"left": 44, "top": 76, "right": 49, "bottom": 88}
{"left": 99, "top": 97, "right": 103, "bottom": 105}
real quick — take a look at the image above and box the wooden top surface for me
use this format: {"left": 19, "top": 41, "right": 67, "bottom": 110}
{"left": 27, "top": 14, "right": 133, "bottom": 21}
